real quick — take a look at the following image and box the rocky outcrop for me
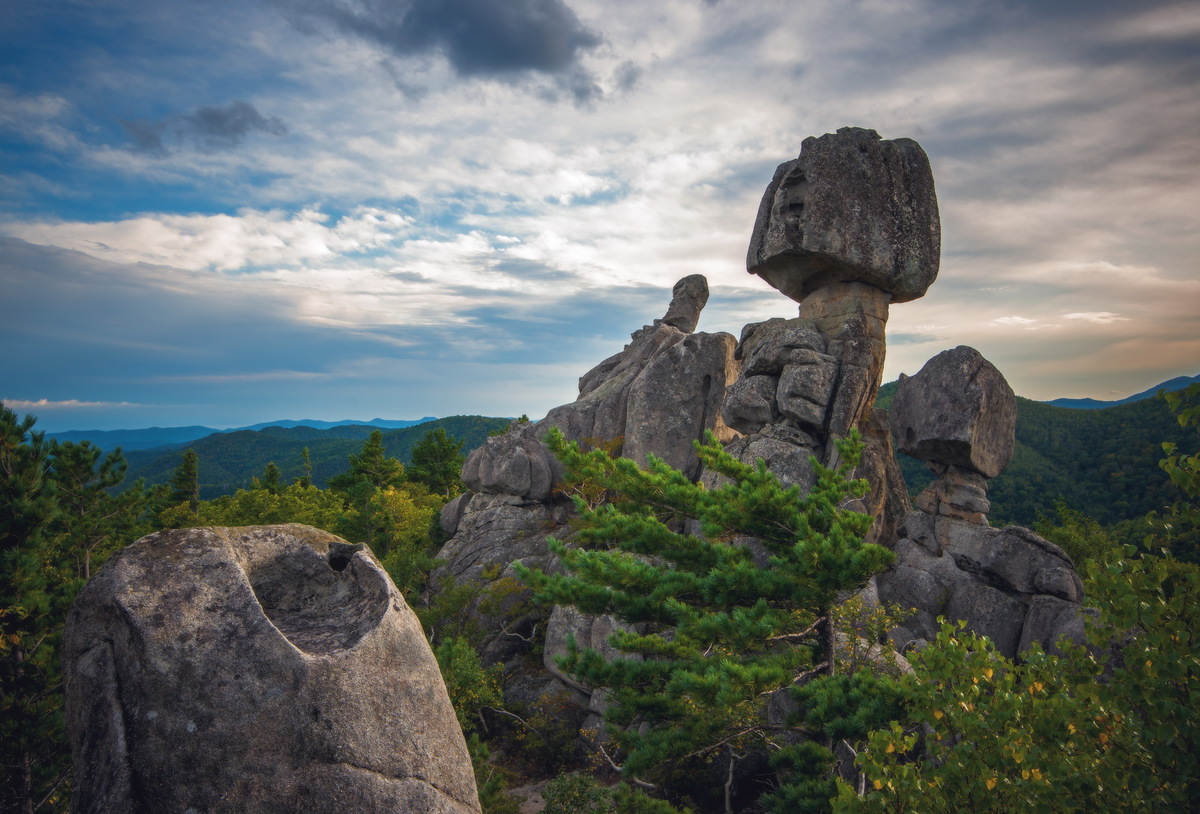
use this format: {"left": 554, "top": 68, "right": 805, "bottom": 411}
{"left": 435, "top": 126, "right": 1082, "bottom": 728}
{"left": 879, "top": 516, "right": 1087, "bottom": 658}
{"left": 890, "top": 347, "right": 1016, "bottom": 523}
{"left": 64, "top": 524, "right": 479, "bottom": 814}
{"left": 434, "top": 276, "right": 739, "bottom": 666}
{"left": 461, "top": 419, "right": 561, "bottom": 502}
{"left": 714, "top": 127, "right": 939, "bottom": 544}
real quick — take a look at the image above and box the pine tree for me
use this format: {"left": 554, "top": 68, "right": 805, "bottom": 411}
{"left": 409, "top": 427, "right": 466, "bottom": 497}
{"left": 328, "top": 430, "right": 416, "bottom": 551}
{"left": 166, "top": 448, "right": 200, "bottom": 522}
{"left": 48, "top": 440, "right": 153, "bottom": 580}
{"left": 1156, "top": 382, "right": 1200, "bottom": 561}
{"left": 517, "top": 428, "right": 893, "bottom": 810}
{"left": 327, "top": 429, "right": 405, "bottom": 492}
{"left": 294, "top": 447, "right": 313, "bottom": 488}
{"left": 0, "top": 404, "right": 64, "bottom": 813}
{"left": 251, "top": 461, "right": 282, "bottom": 495}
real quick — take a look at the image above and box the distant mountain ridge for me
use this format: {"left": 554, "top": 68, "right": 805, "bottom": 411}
{"left": 120, "top": 415, "right": 511, "bottom": 499}
{"left": 46, "top": 417, "right": 439, "bottom": 451}
{"left": 1042, "top": 374, "right": 1200, "bottom": 410}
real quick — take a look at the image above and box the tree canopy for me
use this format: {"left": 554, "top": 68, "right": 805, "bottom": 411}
{"left": 1, "top": 404, "right": 158, "bottom": 813}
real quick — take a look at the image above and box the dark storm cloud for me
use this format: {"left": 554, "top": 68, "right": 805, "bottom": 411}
{"left": 121, "top": 101, "right": 287, "bottom": 155}
{"left": 275, "top": 0, "right": 602, "bottom": 99}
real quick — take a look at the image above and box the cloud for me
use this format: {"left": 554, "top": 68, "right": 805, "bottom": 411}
{"left": 121, "top": 100, "right": 287, "bottom": 154}
{"left": 889, "top": 332, "right": 944, "bottom": 346}
{"left": 1102, "top": 3, "right": 1200, "bottom": 41}
{"left": 3, "top": 206, "right": 412, "bottom": 272}
{"left": 1, "top": 399, "right": 144, "bottom": 410}
{"left": 1064, "top": 312, "right": 1130, "bottom": 324}
{"left": 0, "top": 233, "right": 727, "bottom": 431}
{"left": 0, "top": 85, "right": 82, "bottom": 153}
{"left": 4, "top": 0, "right": 1199, "bottom": 426}
{"left": 274, "top": 0, "right": 603, "bottom": 100}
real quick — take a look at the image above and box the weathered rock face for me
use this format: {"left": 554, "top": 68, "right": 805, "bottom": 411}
{"left": 64, "top": 524, "right": 480, "bottom": 814}
{"left": 723, "top": 318, "right": 834, "bottom": 438}
{"left": 661, "top": 273, "right": 710, "bottom": 333}
{"left": 878, "top": 514, "right": 1086, "bottom": 658}
{"left": 543, "top": 281, "right": 738, "bottom": 480}
{"left": 747, "top": 126, "right": 940, "bottom": 305}
{"left": 462, "top": 419, "right": 561, "bottom": 501}
{"left": 891, "top": 345, "right": 1017, "bottom": 479}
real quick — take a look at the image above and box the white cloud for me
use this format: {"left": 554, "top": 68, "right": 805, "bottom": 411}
{"left": 1063, "top": 312, "right": 1130, "bottom": 324}
{"left": 1104, "top": 3, "right": 1200, "bottom": 40}
{"left": 2, "top": 207, "right": 414, "bottom": 272}
{"left": 0, "top": 85, "right": 82, "bottom": 152}
{"left": 2, "top": 398, "right": 144, "bottom": 410}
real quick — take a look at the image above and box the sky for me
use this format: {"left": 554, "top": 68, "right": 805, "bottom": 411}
{"left": 2, "top": 0, "right": 1198, "bottom": 433}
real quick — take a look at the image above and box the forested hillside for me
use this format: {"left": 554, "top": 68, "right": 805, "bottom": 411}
{"left": 877, "top": 382, "right": 1197, "bottom": 527}
{"left": 123, "top": 415, "right": 510, "bottom": 499}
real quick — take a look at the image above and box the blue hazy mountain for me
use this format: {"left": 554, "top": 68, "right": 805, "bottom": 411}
{"left": 46, "top": 417, "right": 439, "bottom": 451}
{"left": 1043, "top": 374, "right": 1199, "bottom": 410}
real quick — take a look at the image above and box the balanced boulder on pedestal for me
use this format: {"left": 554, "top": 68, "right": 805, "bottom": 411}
{"left": 877, "top": 348, "right": 1085, "bottom": 658}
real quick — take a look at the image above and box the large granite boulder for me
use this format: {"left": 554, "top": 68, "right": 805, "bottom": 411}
{"left": 462, "top": 419, "right": 560, "bottom": 501}
{"left": 64, "top": 524, "right": 479, "bottom": 814}
{"left": 891, "top": 345, "right": 1017, "bottom": 479}
{"left": 747, "top": 126, "right": 940, "bottom": 305}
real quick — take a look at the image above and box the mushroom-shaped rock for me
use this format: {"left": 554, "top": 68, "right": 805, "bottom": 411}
{"left": 747, "top": 126, "right": 940, "bottom": 304}
{"left": 891, "top": 346, "right": 1017, "bottom": 479}
{"left": 64, "top": 524, "right": 480, "bottom": 814}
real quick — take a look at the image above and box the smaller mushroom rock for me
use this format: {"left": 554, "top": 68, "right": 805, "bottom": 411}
{"left": 891, "top": 346, "right": 1017, "bottom": 479}
{"left": 747, "top": 126, "right": 940, "bottom": 304}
